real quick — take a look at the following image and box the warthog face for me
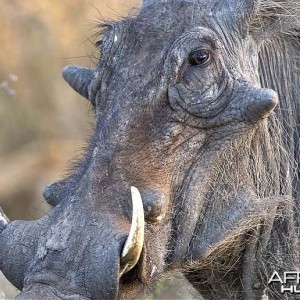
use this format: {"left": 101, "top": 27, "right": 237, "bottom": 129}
{"left": 1, "top": 0, "right": 300, "bottom": 299}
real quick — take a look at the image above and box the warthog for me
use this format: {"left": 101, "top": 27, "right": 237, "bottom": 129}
{"left": 1, "top": 0, "right": 300, "bottom": 299}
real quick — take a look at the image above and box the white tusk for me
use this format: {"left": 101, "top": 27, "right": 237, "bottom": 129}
{"left": 0, "top": 206, "right": 9, "bottom": 233}
{"left": 120, "top": 186, "right": 145, "bottom": 276}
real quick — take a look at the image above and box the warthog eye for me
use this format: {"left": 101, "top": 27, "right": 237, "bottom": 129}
{"left": 189, "top": 49, "right": 210, "bottom": 66}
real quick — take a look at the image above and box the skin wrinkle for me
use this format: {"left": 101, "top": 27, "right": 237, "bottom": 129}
{"left": 170, "top": 130, "right": 204, "bottom": 153}
{"left": 184, "top": 68, "right": 211, "bottom": 94}
{"left": 171, "top": 36, "right": 219, "bottom": 76}
{"left": 168, "top": 136, "right": 212, "bottom": 243}
{"left": 186, "top": 140, "right": 256, "bottom": 258}
{"left": 180, "top": 76, "right": 228, "bottom": 110}
{"left": 168, "top": 101, "right": 274, "bottom": 264}
{"left": 172, "top": 77, "right": 235, "bottom": 128}
{"left": 169, "top": 29, "right": 254, "bottom": 125}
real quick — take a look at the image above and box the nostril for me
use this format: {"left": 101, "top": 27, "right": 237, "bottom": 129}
{"left": 244, "top": 88, "right": 278, "bottom": 122}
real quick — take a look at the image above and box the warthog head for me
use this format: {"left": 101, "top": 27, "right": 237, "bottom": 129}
{"left": 1, "top": 0, "right": 300, "bottom": 299}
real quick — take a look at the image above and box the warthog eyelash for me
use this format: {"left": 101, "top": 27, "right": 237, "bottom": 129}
{"left": 94, "top": 22, "right": 115, "bottom": 48}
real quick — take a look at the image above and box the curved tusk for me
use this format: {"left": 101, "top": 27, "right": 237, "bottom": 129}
{"left": 120, "top": 186, "right": 145, "bottom": 276}
{"left": 0, "top": 206, "right": 9, "bottom": 233}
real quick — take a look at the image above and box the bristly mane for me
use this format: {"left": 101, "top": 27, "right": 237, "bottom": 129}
{"left": 251, "top": 0, "right": 300, "bottom": 220}
{"left": 249, "top": 0, "right": 300, "bottom": 297}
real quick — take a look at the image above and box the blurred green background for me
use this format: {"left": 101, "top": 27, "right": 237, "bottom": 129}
{"left": 0, "top": 1, "right": 201, "bottom": 299}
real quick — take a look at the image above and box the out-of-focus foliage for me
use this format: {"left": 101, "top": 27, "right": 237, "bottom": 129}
{"left": 0, "top": 1, "right": 202, "bottom": 299}
{"left": 0, "top": 0, "right": 139, "bottom": 221}
{"left": 0, "top": 1, "right": 140, "bottom": 298}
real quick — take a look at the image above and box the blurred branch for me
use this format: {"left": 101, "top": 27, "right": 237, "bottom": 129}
{"left": 0, "top": 74, "right": 18, "bottom": 97}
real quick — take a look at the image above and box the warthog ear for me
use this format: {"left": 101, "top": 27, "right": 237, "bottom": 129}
{"left": 62, "top": 65, "right": 94, "bottom": 100}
